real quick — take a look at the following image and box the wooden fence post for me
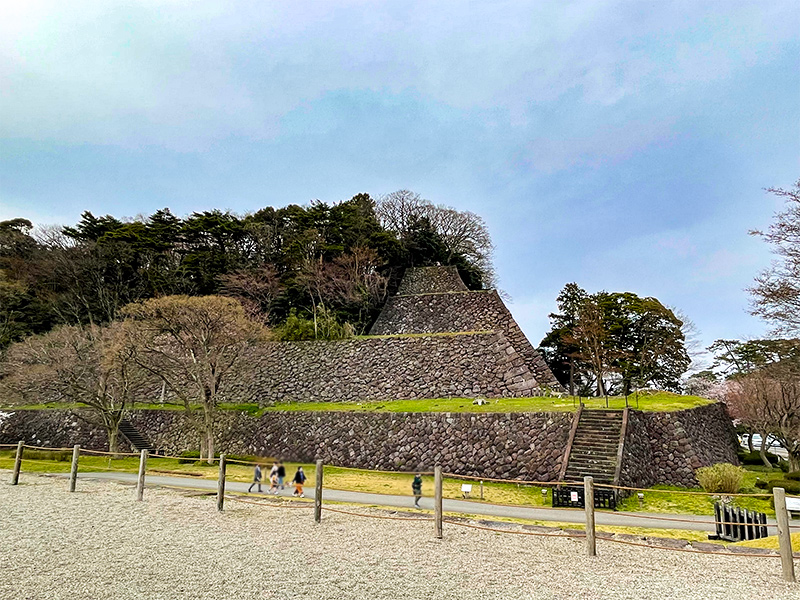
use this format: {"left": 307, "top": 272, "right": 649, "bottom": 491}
{"left": 773, "top": 487, "right": 796, "bottom": 582}
{"left": 136, "top": 449, "right": 148, "bottom": 502}
{"left": 216, "top": 454, "right": 227, "bottom": 511}
{"left": 480, "top": 480, "right": 484, "bottom": 501}
{"left": 434, "top": 465, "right": 443, "bottom": 539}
{"left": 584, "top": 476, "right": 596, "bottom": 556}
{"left": 314, "top": 460, "right": 323, "bottom": 523}
{"left": 69, "top": 445, "right": 80, "bottom": 492}
{"left": 11, "top": 441, "right": 23, "bottom": 485}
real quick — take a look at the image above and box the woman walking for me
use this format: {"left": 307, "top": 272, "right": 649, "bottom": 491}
{"left": 292, "top": 466, "right": 306, "bottom": 497}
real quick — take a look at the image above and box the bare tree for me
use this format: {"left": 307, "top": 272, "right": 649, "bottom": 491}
{"left": 218, "top": 265, "right": 282, "bottom": 322}
{"left": 376, "top": 190, "right": 497, "bottom": 287}
{"left": 375, "top": 190, "right": 430, "bottom": 237}
{"left": 323, "top": 247, "right": 388, "bottom": 330}
{"left": 565, "top": 299, "right": 618, "bottom": 398}
{"left": 122, "top": 295, "right": 268, "bottom": 462}
{"left": 750, "top": 179, "right": 800, "bottom": 334}
{"left": 726, "top": 361, "right": 800, "bottom": 470}
{"left": 426, "top": 206, "right": 496, "bottom": 288}
{"left": 0, "top": 323, "right": 142, "bottom": 452}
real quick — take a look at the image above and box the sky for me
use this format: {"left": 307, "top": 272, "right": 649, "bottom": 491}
{"left": 0, "top": 1, "right": 798, "bottom": 363}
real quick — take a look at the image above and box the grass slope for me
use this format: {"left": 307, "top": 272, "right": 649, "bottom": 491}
{"left": 1, "top": 392, "right": 712, "bottom": 414}
{"left": 261, "top": 392, "right": 711, "bottom": 414}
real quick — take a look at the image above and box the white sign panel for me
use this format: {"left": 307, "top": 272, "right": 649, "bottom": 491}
{"left": 570, "top": 491, "right": 579, "bottom": 502}
{"left": 785, "top": 496, "right": 800, "bottom": 512}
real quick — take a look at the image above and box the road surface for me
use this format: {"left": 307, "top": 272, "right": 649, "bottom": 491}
{"left": 52, "top": 470, "right": 749, "bottom": 533}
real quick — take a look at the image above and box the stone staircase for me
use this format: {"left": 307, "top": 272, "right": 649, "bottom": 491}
{"left": 118, "top": 419, "right": 153, "bottom": 452}
{"left": 563, "top": 410, "right": 624, "bottom": 484}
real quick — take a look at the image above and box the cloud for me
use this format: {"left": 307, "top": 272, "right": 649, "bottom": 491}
{"left": 1, "top": 0, "right": 796, "bottom": 162}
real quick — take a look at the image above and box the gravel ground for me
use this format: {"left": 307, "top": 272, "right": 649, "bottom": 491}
{"left": 1, "top": 472, "right": 798, "bottom": 600}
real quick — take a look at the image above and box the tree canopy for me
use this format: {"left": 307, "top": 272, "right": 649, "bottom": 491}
{"left": 538, "top": 283, "right": 690, "bottom": 396}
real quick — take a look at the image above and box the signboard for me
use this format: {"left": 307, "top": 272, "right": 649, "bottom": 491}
{"left": 785, "top": 496, "right": 800, "bottom": 513}
{"left": 570, "top": 491, "right": 579, "bottom": 502}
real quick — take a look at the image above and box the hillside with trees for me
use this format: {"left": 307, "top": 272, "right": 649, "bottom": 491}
{"left": 0, "top": 190, "right": 494, "bottom": 348}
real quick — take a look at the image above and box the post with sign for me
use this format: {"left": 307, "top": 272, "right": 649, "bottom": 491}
{"left": 584, "top": 476, "right": 596, "bottom": 557}
{"left": 434, "top": 465, "right": 443, "bottom": 539}
{"left": 773, "top": 487, "right": 796, "bottom": 582}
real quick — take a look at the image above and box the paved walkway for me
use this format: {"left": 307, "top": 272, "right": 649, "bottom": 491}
{"left": 58, "top": 471, "right": 740, "bottom": 533}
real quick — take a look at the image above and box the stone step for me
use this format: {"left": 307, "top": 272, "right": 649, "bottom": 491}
{"left": 565, "top": 464, "right": 616, "bottom": 473}
{"left": 572, "top": 439, "right": 619, "bottom": 448}
{"left": 573, "top": 434, "right": 619, "bottom": 442}
{"left": 567, "top": 459, "right": 616, "bottom": 468}
{"left": 579, "top": 414, "right": 624, "bottom": 421}
{"left": 579, "top": 414, "right": 623, "bottom": 421}
{"left": 569, "top": 457, "right": 616, "bottom": 465}
{"left": 563, "top": 474, "right": 615, "bottom": 483}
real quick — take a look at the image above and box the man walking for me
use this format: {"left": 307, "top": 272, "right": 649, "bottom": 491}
{"left": 412, "top": 473, "right": 423, "bottom": 508}
{"left": 277, "top": 461, "right": 286, "bottom": 490}
{"left": 248, "top": 464, "right": 263, "bottom": 493}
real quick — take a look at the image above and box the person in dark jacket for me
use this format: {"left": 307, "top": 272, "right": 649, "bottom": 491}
{"left": 277, "top": 462, "right": 287, "bottom": 490}
{"left": 248, "top": 464, "right": 263, "bottom": 493}
{"left": 292, "top": 466, "right": 307, "bottom": 497}
{"left": 412, "top": 473, "right": 423, "bottom": 508}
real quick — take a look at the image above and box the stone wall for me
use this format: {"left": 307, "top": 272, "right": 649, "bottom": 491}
{"left": 0, "top": 410, "right": 126, "bottom": 452}
{"left": 0, "top": 403, "right": 740, "bottom": 487}
{"left": 0, "top": 409, "right": 572, "bottom": 481}
{"left": 618, "top": 410, "right": 656, "bottom": 488}
{"left": 370, "top": 289, "right": 561, "bottom": 390}
{"left": 228, "top": 331, "right": 543, "bottom": 405}
{"left": 396, "top": 266, "right": 468, "bottom": 295}
{"left": 619, "top": 403, "right": 740, "bottom": 488}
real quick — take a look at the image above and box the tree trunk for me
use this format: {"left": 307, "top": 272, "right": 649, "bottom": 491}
{"left": 595, "top": 370, "right": 605, "bottom": 397}
{"left": 107, "top": 427, "right": 119, "bottom": 455}
{"left": 747, "top": 430, "right": 754, "bottom": 453}
{"left": 759, "top": 430, "right": 773, "bottom": 468}
{"left": 789, "top": 451, "right": 800, "bottom": 474}
{"left": 204, "top": 407, "right": 215, "bottom": 464}
{"left": 206, "top": 430, "right": 215, "bottom": 465}
{"left": 569, "top": 359, "right": 575, "bottom": 397}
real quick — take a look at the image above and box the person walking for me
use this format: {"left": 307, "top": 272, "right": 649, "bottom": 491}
{"left": 292, "top": 466, "right": 306, "bottom": 497}
{"left": 412, "top": 473, "right": 423, "bottom": 508}
{"left": 248, "top": 464, "right": 263, "bottom": 493}
{"left": 277, "top": 461, "right": 286, "bottom": 490}
{"left": 267, "top": 462, "right": 279, "bottom": 494}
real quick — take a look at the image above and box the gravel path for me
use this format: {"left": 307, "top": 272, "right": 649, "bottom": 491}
{"left": 1, "top": 473, "right": 798, "bottom": 600}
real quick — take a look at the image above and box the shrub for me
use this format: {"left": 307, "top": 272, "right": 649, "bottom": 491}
{"left": 276, "top": 307, "right": 354, "bottom": 341}
{"left": 766, "top": 479, "right": 800, "bottom": 495}
{"left": 755, "top": 478, "right": 770, "bottom": 489}
{"left": 23, "top": 449, "right": 72, "bottom": 462}
{"left": 737, "top": 450, "right": 782, "bottom": 465}
{"left": 695, "top": 463, "right": 746, "bottom": 494}
{"left": 785, "top": 471, "right": 800, "bottom": 481}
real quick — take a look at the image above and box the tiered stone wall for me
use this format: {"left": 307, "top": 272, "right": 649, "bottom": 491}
{"left": 370, "top": 289, "right": 561, "bottom": 390}
{"left": 229, "top": 331, "right": 543, "bottom": 405}
{"left": 0, "top": 403, "right": 740, "bottom": 487}
{"left": 619, "top": 403, "right": 740, "bottom": 488}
